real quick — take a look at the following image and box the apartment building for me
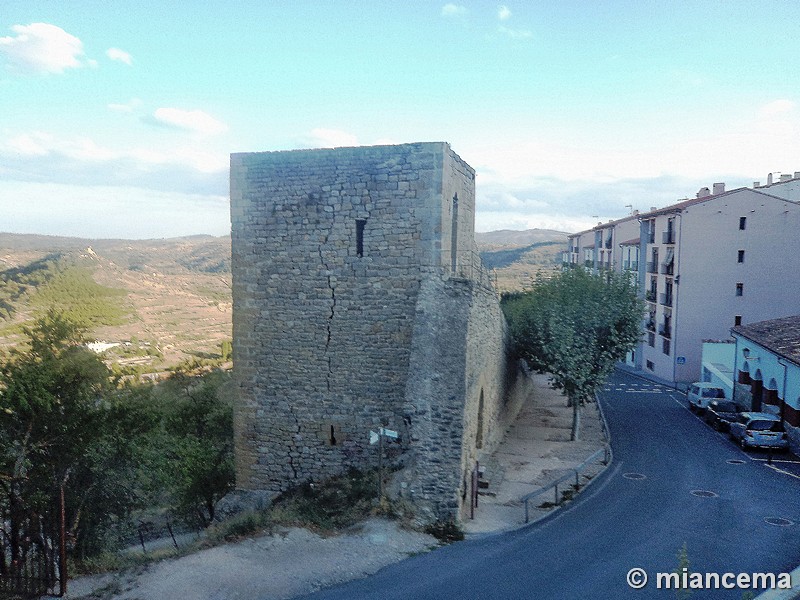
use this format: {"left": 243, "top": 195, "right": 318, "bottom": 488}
{"left": 564, "top": 177, "right": 800, "bottom": 384}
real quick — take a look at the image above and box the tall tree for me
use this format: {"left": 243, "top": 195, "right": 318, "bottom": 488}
{"left": 502, "top": 269, "right": 644, "bottom": 440}
{"left": 0, "top": 311, "right": 157, "bottom": 558}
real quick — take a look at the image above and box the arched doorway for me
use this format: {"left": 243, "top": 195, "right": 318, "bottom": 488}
{"left": 750, "top": 369, "right": 763, "bottom": 412}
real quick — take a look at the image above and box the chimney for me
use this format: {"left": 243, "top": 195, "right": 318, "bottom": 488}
{"left": 712, "top": 182, "right": 725, "bottom": 195}
{"left": 794, "top": 172, "right": 800, "bottom": 179}
{"left": 780, "top": 174, "right": 791, "bottom": 182}
{"left": 753, "top": 181, "right": 760, "bottom": 188}
{"left": 767, "top": 173, "right": 773, "bottom": 185}
{"left": 650, "top": 206, "right": 657, "bottom": 212}
{"left": 696, "top": 187, "right": 711, "bottom": 198}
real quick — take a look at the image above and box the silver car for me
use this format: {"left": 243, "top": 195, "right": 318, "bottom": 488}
{"left": 729, "top": 412, "right": 789, "bottom": 450}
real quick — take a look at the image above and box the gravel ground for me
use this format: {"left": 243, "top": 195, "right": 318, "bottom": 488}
{"left": 67, "top": 519, "right": 439, "bottom": 600}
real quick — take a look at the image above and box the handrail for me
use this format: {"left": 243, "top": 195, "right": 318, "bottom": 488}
{"left": 521, "top": 445, "right": 609, "bottom": 523}
{"left": 521, "top": 395, "right": 613, "bottom": 523}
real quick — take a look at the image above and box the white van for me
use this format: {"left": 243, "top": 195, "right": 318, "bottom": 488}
{"left": 687, "top": 382, "right": 726, "bottom": 412}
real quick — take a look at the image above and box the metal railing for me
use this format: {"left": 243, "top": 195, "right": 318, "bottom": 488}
{"left": 521, "top": 395, "right": 613, "bottom": 524}
{"left": 522, "top": 446, "right": 609, "bottom": 523}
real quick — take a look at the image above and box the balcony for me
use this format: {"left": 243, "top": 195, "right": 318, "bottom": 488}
{"left": 660, "top": 293, "right": 673, "bottom": 307}
{"left": 623, "top": 260, "right": 640, "bottom": 271}
{"left": 645, "top": 290, "right": 657, "bottom": 303}
{"left": 647, "top": 261, "right": 658, "bottom": 274}
{"left": 662, "top": 230, "right": 675, "bottom": 244}
{"left": 660, "top": 262, "right": 674, "bottom": 275}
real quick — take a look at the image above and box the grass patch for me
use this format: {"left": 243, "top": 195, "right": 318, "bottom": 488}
{"left": 269, "top": 468, "right": 377, "bottom": 533}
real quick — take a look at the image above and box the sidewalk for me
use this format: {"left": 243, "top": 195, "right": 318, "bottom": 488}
{"left": 463, "top": 372, "right": 609, "bottom": 536}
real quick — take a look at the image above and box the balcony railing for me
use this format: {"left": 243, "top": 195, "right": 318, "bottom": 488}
{"left": 623, "top": 260, "right": 640, "bottom": 271}
{"left": 662, "top": 231, "right": 675, "bottom": 244}
{"left": 660, "top": 262, "right": 674, "bottom": 275}
{"left": 660, "top": 293, "right": 673, "bottom": 307}
{"left": 647, "top": 261, "right": 658, "bottom": 274}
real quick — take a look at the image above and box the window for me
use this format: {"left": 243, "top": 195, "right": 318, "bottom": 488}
{"left": 648, "top": 332, "right": 655, "bottom": 347}
{"left": 736, "top": 283, "right": 743, "bottom": 296}
{"left": 739, "top": 216, "right": 747, "bottom": 230}
{"left": 662, "top": 338, "right": 670, "bottom": 355}
{"left": 735, "top": 315, "right": 742, "bottom": 326}
{"left": 737, "top": 250, "right": 745, "bottom": 263}
{"left": 356, "top": 219, "right": 366, "bottom": 257}
{"left": 646, "top": 360, "right": 655, "bottom": 371}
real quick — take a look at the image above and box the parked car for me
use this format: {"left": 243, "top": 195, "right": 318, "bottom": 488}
{"left": 729, "top": 412, "right": 789, "bottom": 450}
{"left": 687, "top": 382, "right": 726, "bottom": 412}
{"left": 704, "top": 400, "right": 739, "bottom": 431}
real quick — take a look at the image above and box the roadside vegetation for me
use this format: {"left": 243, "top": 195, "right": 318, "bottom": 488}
{"left": 502, "top": 268, "right": 644, "bottom": 440}
{"left": 0, "top": 312, "right": 235, "bottom": 568}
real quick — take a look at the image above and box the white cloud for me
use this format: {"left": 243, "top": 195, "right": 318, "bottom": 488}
{"left": 302, "top": 128, "right": 359, "bottom": 148}
{"left": 106, "top": 47, "right": 132, "bottom": 66}
{"left": 108, "top": 98, "right": 143, "bottom": 112}
{"left": 441, "top": 4, "right": 467, "bottom": 17}
{"left": 151, "top": 107, "right": 229, "bottom": 135}
{"left": 0, "top": 23, "right": 87, "bottom": 74}
{"left": 759, "top": 98, "right": 795, "bottom": 118}
{"left": 0, "top": 181, "right": 230, "bottom": 239}
{"left": 1, "top": 130, "right": 228, "bottom": 196}
{"left": 497, "top": 25, "right": 532, "bottom": 39}
{"left": 498, "top": 5, "right": 512, "bottom": 20}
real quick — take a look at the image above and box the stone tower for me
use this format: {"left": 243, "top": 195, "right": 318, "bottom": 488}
{"left": 230, "top": 143, "right": 529, "bottom": 521}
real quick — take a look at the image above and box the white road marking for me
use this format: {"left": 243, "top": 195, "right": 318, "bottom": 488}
{"left": 764, "top": 463, "right": 800, "bottom": 480}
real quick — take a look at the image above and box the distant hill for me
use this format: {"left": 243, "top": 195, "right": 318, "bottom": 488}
{"left": 475, "top": 228, "right": 569, "bottom": 250}
{"left": 475, "top": 228, "right": 569, "bottom": 291}
{"left": 0, "top": 227, "right": 569, "bottom": 364}
{"left": 0, "top": 233, "right": 232, "bottom": 373}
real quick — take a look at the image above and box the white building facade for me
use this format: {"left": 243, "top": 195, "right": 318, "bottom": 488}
{"left": 732, "top": 316, "right": 800, "bottom": 452}
{"left": 564, "top": 177, "right": 800, "bottom": 385}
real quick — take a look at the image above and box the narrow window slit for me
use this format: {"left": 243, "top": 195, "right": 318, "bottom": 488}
{"left": 356, "top": 219, "right": 366, "bottom": 257}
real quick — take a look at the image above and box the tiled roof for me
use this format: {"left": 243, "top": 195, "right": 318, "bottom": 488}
{"left": 732, "top": 315, "right": 800, "bottom": 367}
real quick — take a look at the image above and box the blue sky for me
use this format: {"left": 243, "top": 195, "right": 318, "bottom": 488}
{"left": 2, "top": 1, "right": 800, "bottom": 239}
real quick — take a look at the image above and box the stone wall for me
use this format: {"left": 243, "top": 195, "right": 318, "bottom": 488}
{"left": 230, "top": 142, "right": 529, "bottom": 522}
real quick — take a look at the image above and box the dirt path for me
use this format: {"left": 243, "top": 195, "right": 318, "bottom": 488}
{"left": 68, "top": 519, "right": 439, "bottom": 600}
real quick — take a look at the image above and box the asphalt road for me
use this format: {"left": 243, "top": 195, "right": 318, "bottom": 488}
{"left": 294, "top": 371, "right": 800, "bottom": 599}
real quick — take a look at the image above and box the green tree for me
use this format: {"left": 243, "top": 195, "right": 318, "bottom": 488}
{"left": 502, "top": 268, "right": 644, "bottom": 440}
{"left": 0, "top": 311, "right": 158, "bottom": 558}
{"left": 158, "top": 370, "right": 235, "bottom": 526}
